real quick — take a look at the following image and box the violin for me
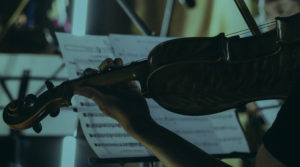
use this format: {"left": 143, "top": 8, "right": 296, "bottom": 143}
{"left": 3, "top": 12, "right": 300, "bottom": 132}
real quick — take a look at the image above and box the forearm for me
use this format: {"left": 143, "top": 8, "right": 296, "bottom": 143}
{"left": 123, "top": 119, "right": 231, "bottom": 167}
{"left": 255, "top": 144, "right": 286, "bottom": 167}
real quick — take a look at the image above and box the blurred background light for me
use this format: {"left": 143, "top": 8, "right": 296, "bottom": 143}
{"left": 61, "top": 136, "right": 77, "bottom": 167}
{"left": 71, "top": 0, "right": 88, "bottom": 35}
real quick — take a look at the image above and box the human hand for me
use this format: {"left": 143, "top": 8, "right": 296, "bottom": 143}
{"left": 74, "top": 58, "right": 153, "bottom": 131}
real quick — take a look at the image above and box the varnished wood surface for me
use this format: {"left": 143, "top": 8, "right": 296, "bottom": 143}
{"left": 146, "top": 13, "right": 300, "bottom": 115}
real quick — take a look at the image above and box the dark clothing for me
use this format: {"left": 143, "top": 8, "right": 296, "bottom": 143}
{"left": 263, "top": 78, "right": 300, "bottom": 167}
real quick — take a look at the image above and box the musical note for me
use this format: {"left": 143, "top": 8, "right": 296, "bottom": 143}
{"left": 89, "top": 133, "right": 129, "bottom": 138}
{"left": 85, "top": 123, "right": 121, "bottom": 128}
{"left": 94, "top": 143, "right": 142, "bottom": 147}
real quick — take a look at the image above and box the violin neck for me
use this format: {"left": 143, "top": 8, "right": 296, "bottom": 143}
{"left": 69, "top": 60, "right": 149, "bottom": 90}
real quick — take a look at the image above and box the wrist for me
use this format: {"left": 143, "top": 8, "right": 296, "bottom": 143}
{"left": 120, "top": 117, "right": 157, "bottom": 136}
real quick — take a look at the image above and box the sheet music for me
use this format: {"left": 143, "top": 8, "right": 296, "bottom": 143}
{"left": 256, "top": 100, "right": 281, "bottom": 126}
{"left": 109, "top": 34, "right": 174, "bottom": 64}
{"left": 56, "top": 33, "right": 250, "bottom": 158}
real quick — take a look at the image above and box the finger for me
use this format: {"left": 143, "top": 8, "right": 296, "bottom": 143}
{"left": 98, "top": 58, "right": 113, "bottom": 71}
{"left": 114, "top": 58, "right": 123, "bottom": 68}
{"left": 83, "top": 68, "right": 97, "bottom": 76}
{"left": 127, "top": 81, "right": 141, "bottom": 93}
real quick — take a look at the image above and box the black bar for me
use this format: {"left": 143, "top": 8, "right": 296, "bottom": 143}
{"left": 17, "top": 70, "right": 30, "bottom": 102}
{"left": 116, "top": 0, "right": 153, "bottom": 35}
{"left": 35, "top": 63, "right": 66, "bottom": 95}
{"left": 234, "top": 0, "right": 261, "bottom": 36}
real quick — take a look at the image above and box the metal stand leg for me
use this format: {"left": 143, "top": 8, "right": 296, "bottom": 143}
{"left": 10, "top": 70, "right": 30, "bottom": 167}
{"left": 0, "top": 79, "right": 14, "bottom": 101}
{"left": 35, "top": 63, "right": 65, "bottom": 95}
{"left": 234, "top": 0, "right": 261, "bottom": 35}
{"left": 116, "top": 0, "right": 153, "bottom": 35}
{"left": 17, "top": 70, "right": 30, "bottom": 104}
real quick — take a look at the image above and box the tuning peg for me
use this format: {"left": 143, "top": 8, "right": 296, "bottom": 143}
{"left": 24, "top": 94, "right": 37, "bottom": 108}
{"left": 33, "top": 122, "right": 42, "bottom": 133}
{"left": 49, "top": 108, "right": 60, "bottom": 117}
{"left": 7, "top": 101, "right": 19, "bottom": 115}
{"left": 45, "top": 80, "right": 54, "bottom": 90}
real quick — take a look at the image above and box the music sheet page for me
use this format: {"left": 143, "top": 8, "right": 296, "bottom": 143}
{"left": 56, "top": 33, "right": 250, "bottom": 158}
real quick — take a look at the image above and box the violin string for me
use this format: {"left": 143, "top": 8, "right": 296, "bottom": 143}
{"left": 228, "top": 24, "right": 277, "bottom": 37}
{"left": 127, "top": 22, "right": 277, "bottom": 62}
{"left": 225, "top": 21, "right": 276, "bottom": 37}
{"left": 227, "top": 22, "right": 276, "bottom": 36}
{"left": 225, "top": 21, "right": 276, "bottom": 36}
{"left": 227, "top": 24, "right": 274, "bottom": 37}
{"left": 227, "top": 24, "right": 276, "bottom": 37}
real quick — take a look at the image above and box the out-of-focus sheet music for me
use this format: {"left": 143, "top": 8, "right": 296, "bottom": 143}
{"left": 255, "top": 100, "right": 281, "bottom": 126}
{"left": 109, "top": 34, "right": 174, "bottom": 64}
{"left": 56, "top": 33, "right": 250, "bottom": 159}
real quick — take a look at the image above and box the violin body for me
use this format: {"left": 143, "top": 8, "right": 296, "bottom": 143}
{"left": 3, "top": 13, "right": 300, "bottom": 130}
{"left": 146, "top": 13, "right": 300, "bottom": 115}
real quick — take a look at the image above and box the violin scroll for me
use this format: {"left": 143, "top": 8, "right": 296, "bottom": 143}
{"left": 2, "top": 60, "right": 148, "bottom": 132}
{"left": 3, "top": 81, "right": 73, "bottom": 132}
